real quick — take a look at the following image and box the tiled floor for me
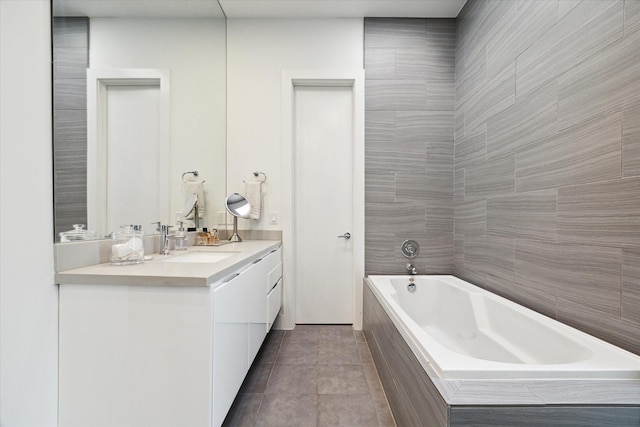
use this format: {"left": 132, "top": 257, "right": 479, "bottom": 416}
{"left": 222, "top": 325, "right": 396, "bottom": 427}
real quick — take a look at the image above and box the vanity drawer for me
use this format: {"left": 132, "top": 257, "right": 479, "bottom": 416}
{"left": 267, "top": 278, "right": 282, "bottom": 331}
{"left": 268, "top": 262, "right": 282, "bottom": 291}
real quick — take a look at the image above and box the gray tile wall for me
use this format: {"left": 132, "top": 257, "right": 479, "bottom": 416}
{"left": 53, "top": 18, "right": 89, "bottom": 239}
{"left": 455, "top": 0, "right": 640, "bottom": 355}
{"left": 364, "top": 18, "right": 456, "bottom": 275}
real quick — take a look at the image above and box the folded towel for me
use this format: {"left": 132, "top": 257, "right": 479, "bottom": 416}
{"left": 245, "top": 181, "right": 262, "bottom": 220}
{"left": 184, "top": 180, "right": 205, "bottom": 219}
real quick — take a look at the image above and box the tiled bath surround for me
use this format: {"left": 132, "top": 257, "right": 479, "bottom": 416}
{"left": 454, "top": 0, "right": 640, "bottom": 356}
{"left": 365, "top": 1, "right": 640, "bottom": 356}
{"left": 364, "top": 18, "right": 456, "bottom": 275}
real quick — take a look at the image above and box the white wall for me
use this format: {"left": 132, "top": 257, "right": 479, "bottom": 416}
{"left": 90, "top": 18, "right": 227, "bottom": 231}
{"left": 0, "top": 1, "right": 58, "bottom": 425}
{"left": 226, "top": 19, "right": 364, "bottom": 230}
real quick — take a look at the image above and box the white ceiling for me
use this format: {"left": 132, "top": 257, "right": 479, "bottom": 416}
{"left": 53, "top": 0, "right": 467, "bottom": 19}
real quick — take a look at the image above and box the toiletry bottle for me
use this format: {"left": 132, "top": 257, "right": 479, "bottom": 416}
{"left": 175, "top": 221, "right": 188, "bottom": 251}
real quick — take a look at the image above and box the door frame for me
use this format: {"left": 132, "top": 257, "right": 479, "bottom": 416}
{"left": 87, "top": 68, "right": 170, "bottom": 235}
{"left": 280, "top": 69, "right": 365, "bottom": 330}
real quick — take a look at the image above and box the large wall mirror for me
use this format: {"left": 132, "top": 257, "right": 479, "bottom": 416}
{"left": 52, "top": 0, "right": 226, "bottom": 242}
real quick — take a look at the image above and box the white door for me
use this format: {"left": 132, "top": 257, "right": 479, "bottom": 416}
{"left": 294, "top": 85, "right": 354, "bottom": 324}
{"left": 105, "top": 85, "right": 161, "bottom": 232}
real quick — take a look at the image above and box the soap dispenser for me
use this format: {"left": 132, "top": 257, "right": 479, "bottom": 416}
{"left": 175, "top": 221, "right": 188, "bottom": 251}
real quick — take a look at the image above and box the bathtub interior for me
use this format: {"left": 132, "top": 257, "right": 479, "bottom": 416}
{"left": 389, "top": 277, "right": 593, "bottom": 365}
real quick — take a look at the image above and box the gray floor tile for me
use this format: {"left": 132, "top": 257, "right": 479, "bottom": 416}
{"left": 255, "top": 394, "right": 317, "bottom": 427}
{"left": 276, "top": 339, "right": 319, "bottom": 364}
{"left": 318, "top": 364, "right": 369, "bottom": 395}
{"left": 317, "top": 394, "right": 380, "bottom": 426}
{"left": 265, "top": 363, "right": 318, "bottom": 395}
{"left": 318, "top": 340, "right": 361, "bottom": 364}
{"left": 224, "top": 326, "right": 396, "bottom": 426}
{"left": 318, "top": 325, "right": 357, "bottom": 343}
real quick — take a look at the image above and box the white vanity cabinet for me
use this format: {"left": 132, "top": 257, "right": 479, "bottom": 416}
{"left": 212, "top": 246, "right": 282, "bottom": 427}
{"left": 58, "top": 243, "right": 282, "bottom": 427}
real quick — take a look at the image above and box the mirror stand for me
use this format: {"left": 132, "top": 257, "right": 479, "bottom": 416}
{"left": 229, "top": 216, "right": 242, "bottom": 242}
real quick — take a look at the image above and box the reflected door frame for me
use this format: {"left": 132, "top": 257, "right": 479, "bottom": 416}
{"left": 281, "top": 69, "right": 365, "bottom": 330}
{"left": 87, "top": 68, "right": 170, "bottom": 236}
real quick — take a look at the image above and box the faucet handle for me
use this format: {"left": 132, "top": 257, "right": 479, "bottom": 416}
{"left": 150, "top": 221, "right": 161, "bottom": 232}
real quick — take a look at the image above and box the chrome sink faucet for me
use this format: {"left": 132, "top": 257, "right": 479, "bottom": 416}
{"left": 406, "top": 263, "right": 417, "bottom": 275}
{"left": 152, "top": 222, "right": 173, "bottom": 255}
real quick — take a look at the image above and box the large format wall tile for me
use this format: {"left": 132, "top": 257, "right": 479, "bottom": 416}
{"left": 485, "top": 0, "right": 558, "bottom": 78}
{"left": 464, "top": 235, "right": 515, "bottom": 283}
{"left": 364, "top": 48, "right": 395, "bottom": 80}
{"left": 53, "top": 17, "right": 89, "bottom": 239}
{"left": 463, "top": 62, "right": 515, "bottom": 132}
{"left": 465, "top": 154, "right": 514, "bottom": 198}
{"left": 455, "top": 0, "right": 640, "bottom": 356}
{"left": 54, "top": 47, "right": 89, "bottom": 80}
{"left": 486, "top": 189, "right": 557, "bottom": 241}
{"left": 516, "top": 0, "right": 624, "bottom": 99}
{"left": 557, "top": 298, "right": 640, "bottom": 356}
{"left": 53, "top": 17, "right": 89, "bottom": 48}
{"left": 623, "top": 250, "right": 640, "bottom": 324}
{"left": 623, "top": 103, "right": 640, "bottom": 177}
{"left": 364, "top": 18, "right": 427, "bottom": 49}
{"left": 557, "top": 177, "right": 640, "bottom": 249}
{"left": 54, "top": 109, "right": 88, "bottom": 146}
{"left": 626, "top": 0, "right": 640, "bottom": 36}
{"left": 454, "top": 126, "right": 486, "bottom": 170}
{"left": 515, "top": 113, "right": 622, "bottom": 192}
{"left": 396, "top": 111, "right": 454, "bottom": 144}
{"left": 515, "top": 241, "right": 622, "bottom": 317}
{"left": 365, "top": 18, "right": 455, "bottom": 275}
{"left": 365, "top": 80, "right": 427, "bottom": 111}
{"left": 486, "top": 81, "right": 557, "bottom": 160}
{"left": 54, "top": 78, "right": 87, "bottom": 110}
{"left": 558, "top": 29, "right": 640, "bottom": 130}
{"left": 454, "top": 198, "right": 486, "bottom": 237}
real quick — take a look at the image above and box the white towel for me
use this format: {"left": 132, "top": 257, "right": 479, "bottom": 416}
{"left": 184, "top": 179, "right": 205, "bottom": 219}
{"left": 245, "top": 181, "right": 262, "bottom": 220}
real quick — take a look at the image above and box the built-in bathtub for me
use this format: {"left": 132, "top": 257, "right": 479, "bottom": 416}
{"left": 367, "top": 275, "right": 640, "bottom": 380}
{"left": 363, "top": 275, "right": 640, "bottom": 426}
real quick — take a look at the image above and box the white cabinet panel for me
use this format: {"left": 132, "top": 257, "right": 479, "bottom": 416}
{"left": 248, "top": 259, "right": 269, "bottom": 365}
{"left": 59, "top": 285, "right": 212, "bottom": 427}
{"left": 213, "top": 272, "right": 251, "bottom": 427}
{"left": 267, "top": 278, "right": 283, "bottom": 331}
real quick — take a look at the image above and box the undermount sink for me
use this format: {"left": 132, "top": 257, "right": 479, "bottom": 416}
{"left": 161, "top": 251, "right": 238, "bottom": 264}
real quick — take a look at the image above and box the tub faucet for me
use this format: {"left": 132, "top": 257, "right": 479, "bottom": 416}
{"left": 406, "top": 263, "right": 417, "bottom": 275}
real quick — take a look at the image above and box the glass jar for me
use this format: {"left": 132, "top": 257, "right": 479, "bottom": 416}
{"left": 59, "top": 224, "right": 97, "bottom": 242}
{"left": 110, "top": 225, "right": 145, "bottom": 265}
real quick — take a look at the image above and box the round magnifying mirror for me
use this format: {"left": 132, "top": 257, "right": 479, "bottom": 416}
{"left": 225, "top": 193, "right": 251, "bottom": 242}
{"left": 225, "top": 193, "right": 251, "bottom": 218}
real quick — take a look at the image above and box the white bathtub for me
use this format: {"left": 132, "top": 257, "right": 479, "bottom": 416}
{"left": 366, "top": 275, "right": 640, "bottom": 380}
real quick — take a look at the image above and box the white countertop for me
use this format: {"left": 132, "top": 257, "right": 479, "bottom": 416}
{"left": 55, "top": 240, "right": 281, "bottom": 287}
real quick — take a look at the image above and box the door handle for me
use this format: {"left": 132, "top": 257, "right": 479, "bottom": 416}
{"left": 337, "top": 232, "right": 351, "bottom": 240}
